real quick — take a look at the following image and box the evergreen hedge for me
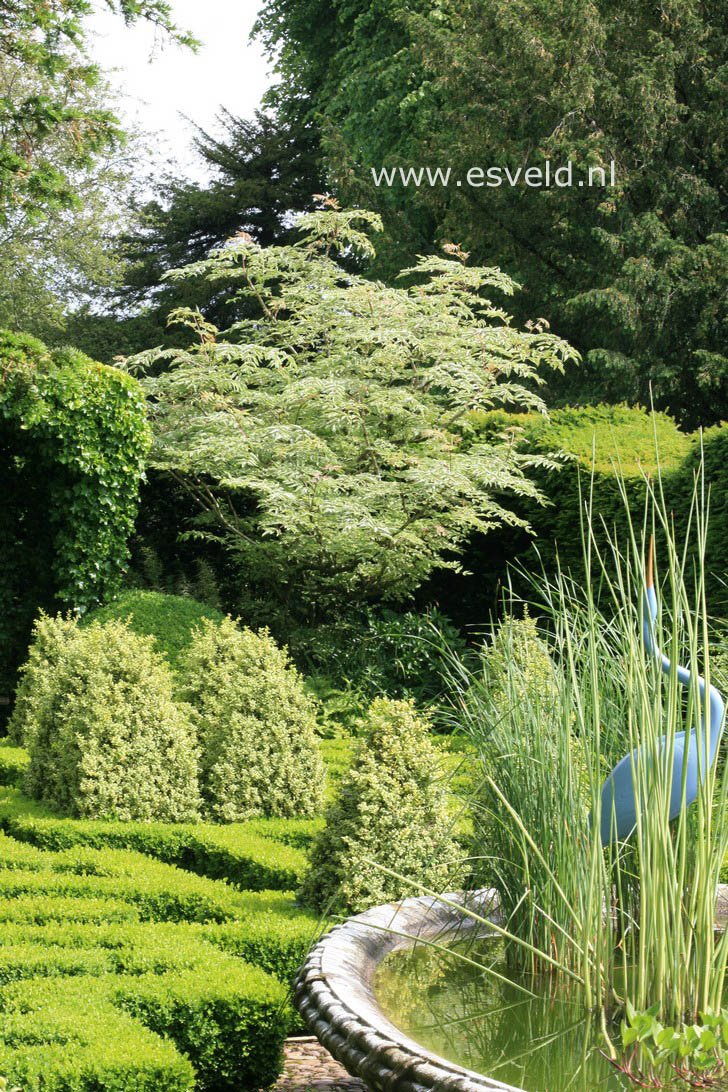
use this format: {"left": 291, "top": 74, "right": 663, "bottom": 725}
{"left": 459, "top": 405, "right": 728, "bottom": 611}
{"left": 677, "top": 425, "right": 728, "bottom": 606}
{"left": 468, "top": 404, "right": 691, "bottom": 583}
{"left": 0, "top": 829, "right": 318, "bottom": 962}
{"left": 82, "top": 590, "right": 225, "bottom": 673}
{"left": 0, "top": 803, "right": 308, "bottom": 891}
{"left": 0, "top": 743, "right": 28, "bottom": 787}
{"left": 0, "top": 940, "right": 287, "bottom": 1091}
{"left": 0, "top": 823, "right": 326, "bottom": 1091}
{"left": 0, "top": 842, "right": 295, "bottom": 925}
{"left": 0, "top": 895, "right": 143, "bottom": 925}
{"left": 8, "top": 615, "right": 78, "bottom": 747}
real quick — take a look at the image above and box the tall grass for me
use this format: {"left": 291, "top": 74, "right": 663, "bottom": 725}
{"left": 445, "top": 468, "right": 728, "bottom": 1032}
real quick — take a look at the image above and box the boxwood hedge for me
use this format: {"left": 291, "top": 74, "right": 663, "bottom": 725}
{"left": 0, "top": 743, "right": 28, "bottom": 787}
{"left": 0, "top": 826, "right": 320, "bottom": 1091}
{"left": 17, "top": 618, "right": 201, "bottom": 822}
{"left": 0, "top": 786, "right": 308, "bottom": 890}
{"left": 0, "top": 942, "right": 287, "bottom": 1091}
{"left": 181, "top": 619, "right": 325, "bottom": 822}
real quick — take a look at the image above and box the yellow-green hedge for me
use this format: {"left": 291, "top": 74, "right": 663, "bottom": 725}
{"left": 0, "top": 786, "right": 310, "bottom": 890}
{"left": 466, "top": 405, "right": 728, "bottom": 607}
{"left": 0, "top": 934, "right": 287, "bottom": 1091}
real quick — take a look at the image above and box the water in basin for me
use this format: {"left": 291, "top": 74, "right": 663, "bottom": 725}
{"left": 374, "top": 938, "right": 633, "bottom": 1092}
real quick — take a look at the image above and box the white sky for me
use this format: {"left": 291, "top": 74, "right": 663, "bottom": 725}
{"left": 85, "top": 0, "right": 276, "bottom": 182}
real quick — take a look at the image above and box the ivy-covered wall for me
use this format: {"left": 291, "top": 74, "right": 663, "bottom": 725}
{"left": 0, "top": 330, "right": 150, "bottom": 708}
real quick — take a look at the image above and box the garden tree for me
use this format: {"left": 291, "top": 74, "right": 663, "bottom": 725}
{"left": 0, "top": 0, "right": 193, "bottom": 224}
{"left": 132, "top": 203, "right": 576, "bottom": 620}
{"left": 0, "top": 61, "right": 150, "bottom": 342}
{"left": 73, "top": 110, "right": 323, "bottom": 361}
{"left": 122, "top": 110, "right": 321, "bottom": 308}
{"left": 255, "top": 0, "right": 728, "bottom": 427}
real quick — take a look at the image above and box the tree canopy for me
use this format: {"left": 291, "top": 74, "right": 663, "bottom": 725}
{"left": 0, "top": 59, "right": 151, "bottom": 342}
{"left": 255, "top": 0, "right": 728, "bottom": 427}
{"left": 63, "top": 109, "right": 322, "bottom": 362}
{"left": 123, "top": 110, "right": 321, "bottom": 303}
{"left": 131, "top": 203, "right": 576, "bottom": 618}
{"left": 0, "top": 0, "right": 194, "bottom": 224}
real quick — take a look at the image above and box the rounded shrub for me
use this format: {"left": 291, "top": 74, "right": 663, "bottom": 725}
{"left": 299, "top": 697, "right": 464, "bottom": 915}
{"left": 19, "top": 615, "right": 200, "bottom": 821}
{"left": 479, "top": 611, "right": 559, "bottom": 717}
{"left": 8, "top": 614, "right": 78, "bottom": 747}
{"left": 181, "top": 618, "right": 324, "bottom": 822}
{"left": 82, "top": 590, "right": 225, "bottom": 673}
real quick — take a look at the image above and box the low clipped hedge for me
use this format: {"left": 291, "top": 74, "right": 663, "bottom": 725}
{"left": 0, "top": 742, "right": 28, "bottom": 787}
{"left": 0, "top": 787, "right": 319, "bottom": 1033}
{"left": 7, "top": 814, "right": 307, "bottom": 891}
{"left": 0, "top": 825, "right": 318, "bottom": 973}
{"left": 0, "top": 976, "right": 194, "bottom": 1092}
{"left": 81, "top": 589, "right": 225, "bottom": 673}
{"left": 0, "top": 824, "right": 322, "bottom": 1090}
{"left": 194, "top": 913, "right": 317, "bottom": 988}
{"left": 0, "top": 888, "right": 315, "bottom": 985}
{"left": 0, "top": 895, "right": 144, "bottom": 925}
{"left": 0, "top": 787, "right": 308, "bottom": 890}
{"left": 117, "top": 961, "right": 287, "bottom": 1092}
{"left": 0, "top": 842, "right": 286, "bottom": 925}
{"left": 0, "top": 859, "right": 238, "bottom": 924}
{"left": 0, "top": 934, "right": 287, "bottom": 1091}
{"left": 242, "top": 816, "right": 324, "bottom": 850}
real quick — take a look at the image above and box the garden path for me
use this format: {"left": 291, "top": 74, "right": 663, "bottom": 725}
{"left": 268, "top": 1036, "right": 369, "bottom": 1092}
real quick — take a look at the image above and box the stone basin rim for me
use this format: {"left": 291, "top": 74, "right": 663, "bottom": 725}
{"left": 293, "top": 885, "right": 728, "bottom": 1092}
{"left": 293, "top": 889, "right": 524, "bottom": 1092}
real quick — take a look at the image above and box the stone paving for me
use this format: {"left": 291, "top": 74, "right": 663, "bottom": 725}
{"left": 269, "top": 1036, "right": 369, "bottom": 1092}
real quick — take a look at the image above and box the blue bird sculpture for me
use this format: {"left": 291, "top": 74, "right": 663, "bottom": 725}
{"left": 599, "top": 539, "right": 726, "bottom": 844}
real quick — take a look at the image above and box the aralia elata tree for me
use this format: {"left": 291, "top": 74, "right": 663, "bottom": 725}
{"left": 130, "top": 201, "right": 577, "bottom": 619}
